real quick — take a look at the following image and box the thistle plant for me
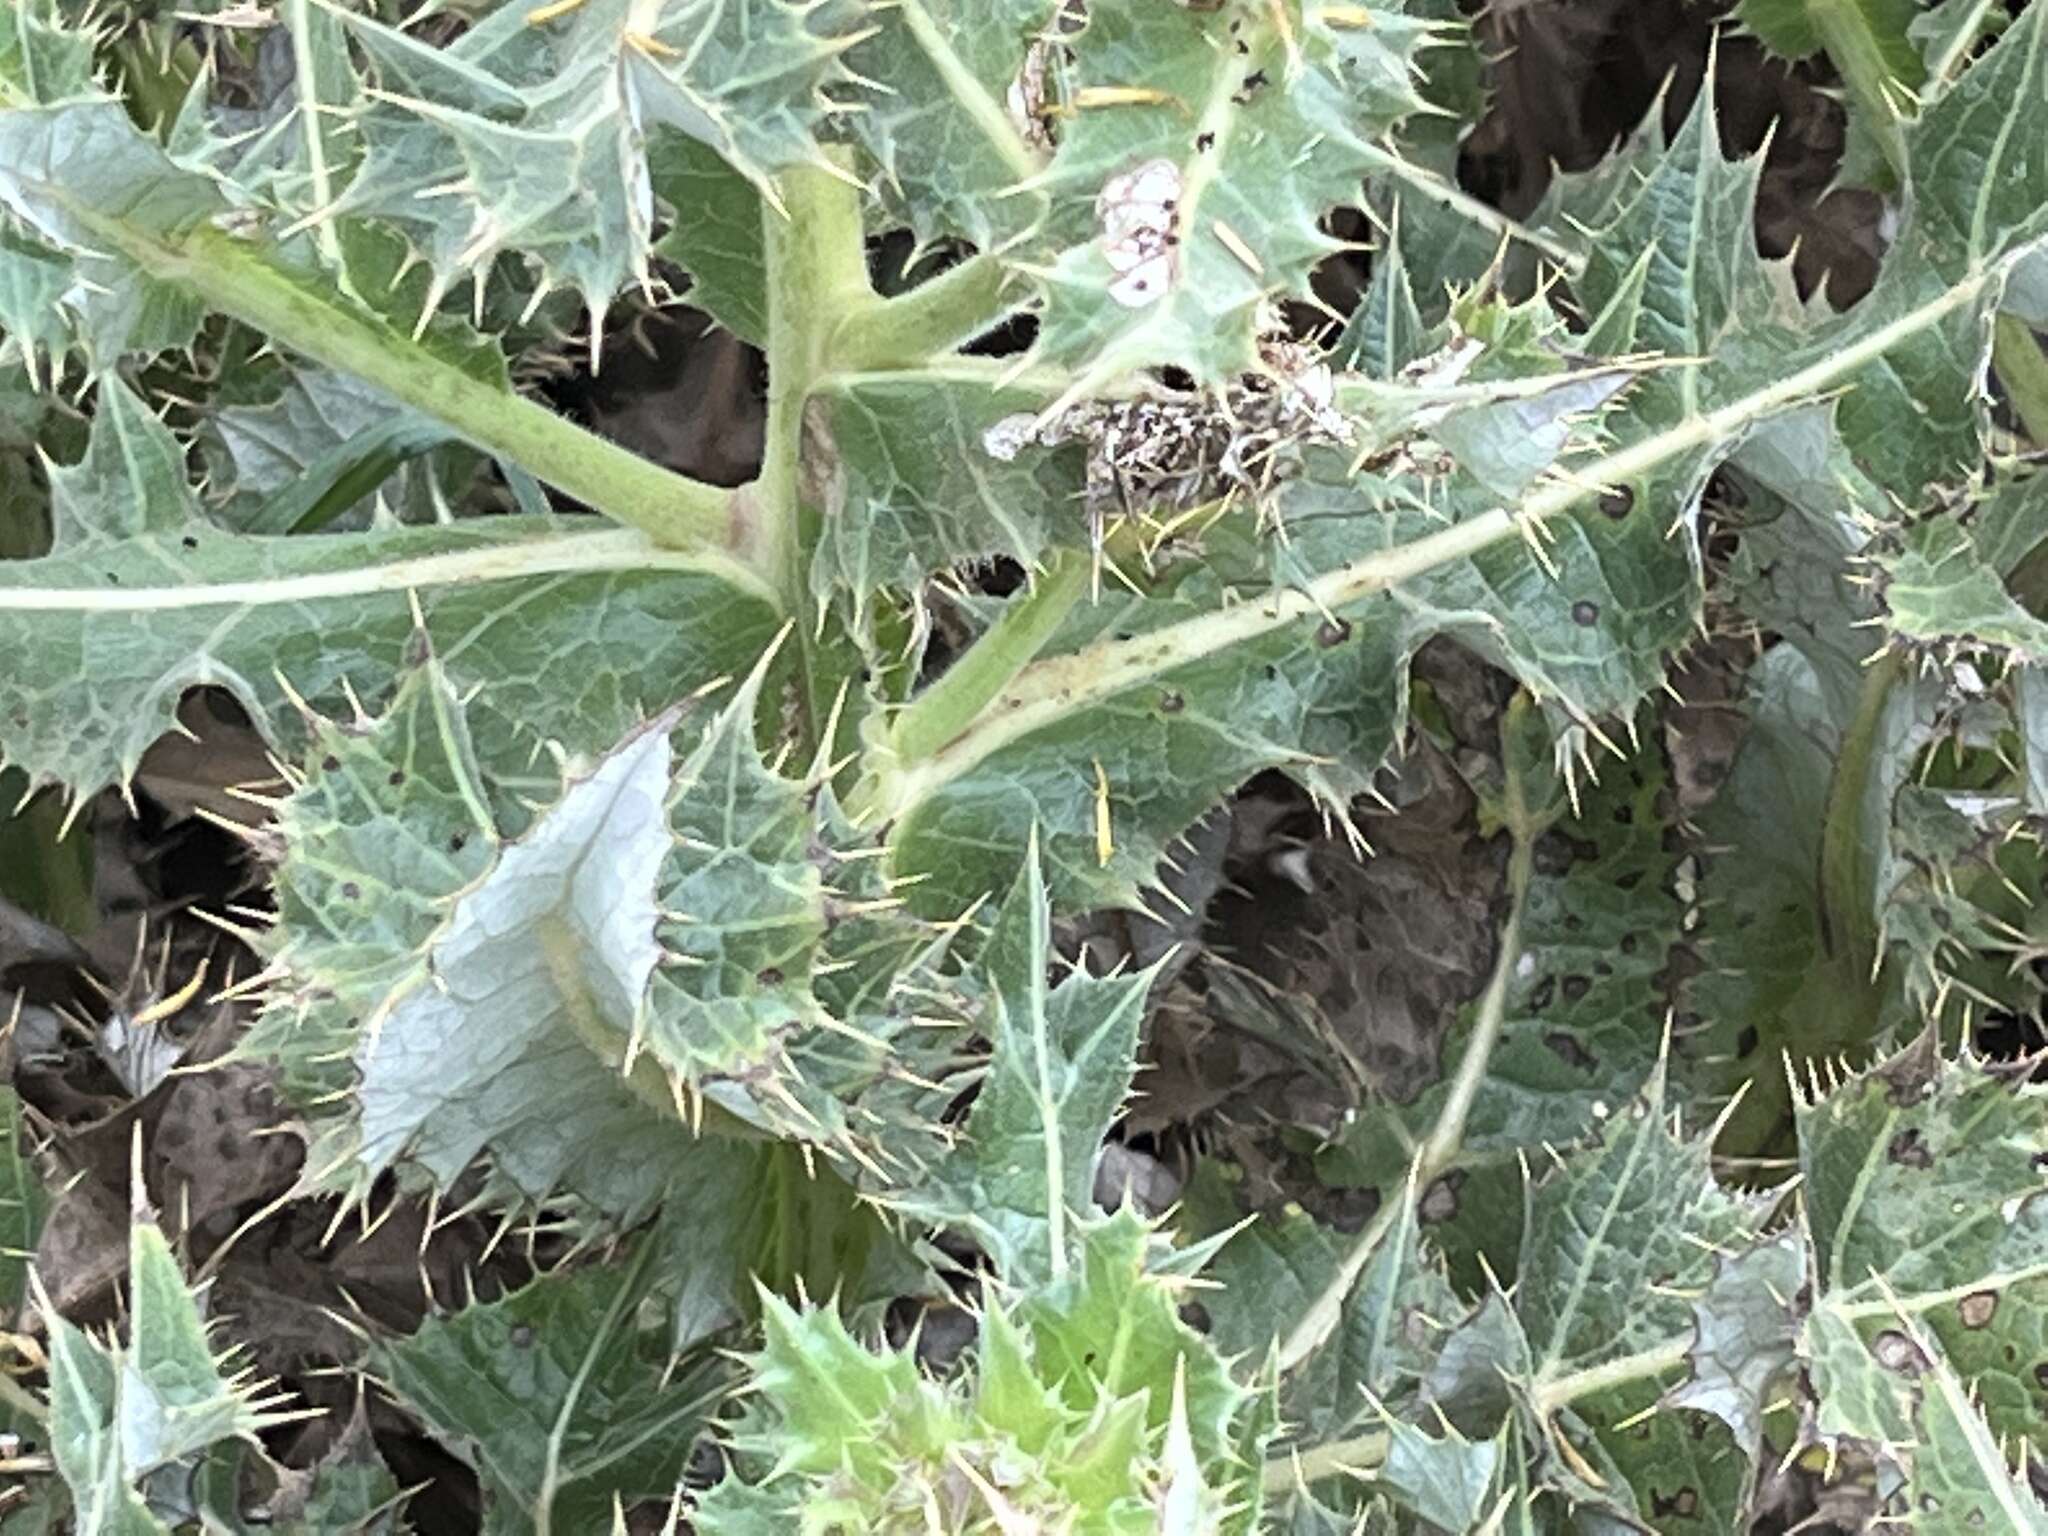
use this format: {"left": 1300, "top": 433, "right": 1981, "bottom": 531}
{"left": 3, "top": 0, "right": 2048, "bottom": 1530}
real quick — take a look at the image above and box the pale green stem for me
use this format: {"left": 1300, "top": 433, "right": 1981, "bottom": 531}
{"left": 1260, "top": 1430, "right": 1392, "bottom": 1493}
{"left": 1418, "top": 794, "right": 1538, "bottom": 1180}
{"left": 866, "top": 268, "right": 1992, "bottom": 829}
{"left": 834, "top": 251, "right": 1019, "bottom": 371}
{"left": 1529, "top": 1337, "right": 1692, "bottom": 1419}
{"left": 0, "top": 1367, "right": 48, "bottom": 1423}
{"left": 537, "top": 1237, "right": 655, "bottom": 1536}
{"left": 884, "top": 551, "right": 1088, "bottom": 765}
{"left": 753, "top": 158, "right": 879, "bottom": 758}
{"left": 85, "top": 219, "right": 741, "bottom": 560}
{"left": 1992, "top": 313, "right": 2048, "bottom": 446}
{"left": 1276, "top": 716, "right": 1543, "bottom": 1373}
{"left": 1268, "top": 1337, "right": 1693, "bottom": 1492}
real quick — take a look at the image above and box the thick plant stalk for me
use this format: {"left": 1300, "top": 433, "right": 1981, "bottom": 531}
{"left": 87, "top": 218, "right": 741, "bottom": 561}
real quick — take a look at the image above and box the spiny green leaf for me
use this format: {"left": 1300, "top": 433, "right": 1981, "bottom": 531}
{"left": 0, "top": 1085, "right": 44, "bottom": 1325}
{"left": 1665, "top": 1232, "right": 1804, "bottom": 1464}
{"left": 1798, "top": 1045, "right": 2048, "bottom": 1463}
{"left": 1881, "top": 474, "right": 2048, "bottom": 661}
{"left": 39, "top": 1218, "right": 286, "bottom": 1534}
{"left": 329, "top": 0, "right": 866, "bottom": 320}
{"left": 701, "top": 1211, "right": 1258, "bottom": 1532}
{"left": 1186, "top": 1162, "right": 1458, "bottom": 1445}
{"left": 1018, "top": 0, "right": 1428, "bottom": 388}
{"left": 809, "top": 372, "right": 1087, "bottom": 604}
{"left": 372, "top": 1249, "right": 727, "bottom": 1535}
{"left": 883, "top": 847, "right": 1150, "bottom": 1286}
{"left": 648, "top": 129, "right": 768, "bottom": 346}
{"left": 1515, "top": 1065, "right": 1768, "bottom": 1403}
{"left": 838, "top": 0, "right": 1055, "bottom": 251}
{"left": 0, "top": 97, "right": 216, "bottom": 371}
{"left": 879, "top": 343, "right": 1674, "bottom": 914}
{"left": 0, "top": 378, "right": 776, "bottom": 798}
{"left": 1738, "top": 0, "right": 1923, "bottom": 80}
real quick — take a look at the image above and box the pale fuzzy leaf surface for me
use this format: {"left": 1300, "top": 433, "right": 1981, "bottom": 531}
{"left": 1665, "top": 1231, "right": 1804, "bottom": 1463}
{"left": 265, "top": 657, "right": 933, "bottom": 1192}
{"left": 251, "top": 659, "right": 933, "bottom": 1344}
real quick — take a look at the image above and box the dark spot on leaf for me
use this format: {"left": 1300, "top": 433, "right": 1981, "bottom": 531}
{"left": 449, "top": 832, "right": 467, "bottom": 853}
{"left": 341, "top": 882, "right": 361, "bottom": 900}
{"left": 757, "top": 967, "right": 784, "bottom": 987}
{"left": 387, "top": 770, "right": 405, "bottom": 786}
{"left": 1887, "top": 1128, "right": 1934, "bottom": 1169}
{"left": 1561, "top": 975, "right": 1590, "bottom": 1003}
{"left": 1571, "top": 600, "right": 1599, "bottom": 627}
{"left": 1529, "top": 976, "right": 1555, "bottom": 1012}
{"left": 181, "top": 535, "right": 198, "bottom": 550}
{"left": 2034, "top": 1362, "right": 2048, "bottom": 1391}
{"left": 321, "top": 755, "right": 340, "bottom": 773}
{"left": 1651, "top": 1488, "right": 1699, "bottom": 1520}
{"left": 1195, "top": 131, "right": 1216, "bottom": 152}
{"left": 1419, "top": 1172, "right": 1461, "bottom": 1223}
{"left": 1736, "top": 1025, "right": 1759, "bottom": 1058}
{"left": 1619, "top": 933, "right": 1637, "bottom": 955}
{"left": 1315, "top": 618, "right": 1351, "bottom": 648}
{"left": 1544, "top": 1031, "right": 1596, "bottom": 1071}
{"left": 1958, "top": 1291, "right": 1998, "bottom": 1329}
{"left": 1599, "top": 485, "right": 1634, "bottom": 519}
{"left": 1872, "top": 1330, "right": 1927, "bottom": 1375}
{"left": 1159, "top": 689, "right": 1185, "bottom": 714}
